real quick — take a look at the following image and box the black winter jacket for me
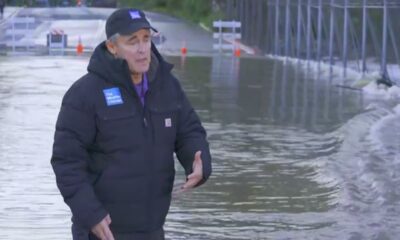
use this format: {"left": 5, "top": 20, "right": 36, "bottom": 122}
{"left": 51, "top": 42, "right": 212, "bottom": 233}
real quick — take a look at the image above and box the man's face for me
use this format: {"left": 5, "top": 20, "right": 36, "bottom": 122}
{"left": 111, "top": 29, "right": 152, "bottom": 74}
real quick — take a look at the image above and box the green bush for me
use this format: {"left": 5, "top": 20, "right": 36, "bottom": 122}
{"left": 118, "top": 0, "right": 220, "bottom": 29}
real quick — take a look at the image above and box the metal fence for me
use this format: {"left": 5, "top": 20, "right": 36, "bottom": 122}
{"left": 224, "top": 0, "right": 400, "bottom": 82}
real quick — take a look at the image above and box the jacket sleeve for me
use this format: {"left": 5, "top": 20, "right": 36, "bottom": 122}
{"left": 51, "top": 85, "right": 108, "bottom": 230}
{"left": 175, "top": 86, "right": 212, "bottom": 187}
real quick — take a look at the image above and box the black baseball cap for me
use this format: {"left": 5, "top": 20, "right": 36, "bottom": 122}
{"left": 106, "top": 8, "right": 157, "bottom": 39}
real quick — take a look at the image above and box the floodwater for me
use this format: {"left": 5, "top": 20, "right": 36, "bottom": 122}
{"left": 0, "top": 55, "right": 399, "bottom": 240}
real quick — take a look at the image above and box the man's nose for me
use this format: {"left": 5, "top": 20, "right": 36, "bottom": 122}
{"left": 137, "top": 42, "right": 148, "bottom": 53}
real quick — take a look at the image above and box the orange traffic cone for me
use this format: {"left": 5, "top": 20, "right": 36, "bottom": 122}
{"left": 234, "top": 42, "right": 241, "bottom": 57}
{"left": 76, "top": 36, "right": 83, "bottom": 55}
{"left": 181, "top": 41, "right": 187, "bottom": 55}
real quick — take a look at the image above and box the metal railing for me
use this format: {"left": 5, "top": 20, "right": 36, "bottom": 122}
{"left": 224, "top": 0, "right": 400, "bottom": 83}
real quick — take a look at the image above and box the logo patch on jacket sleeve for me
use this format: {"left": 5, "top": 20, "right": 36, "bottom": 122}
{"left": 103, "top": 87, "right": 124, "bottom": 106}
{"left": 165, "top": 118, "right": 172, "bottom": 128}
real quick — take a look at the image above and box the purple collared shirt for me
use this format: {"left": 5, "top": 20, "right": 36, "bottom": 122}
{"left": 134, "top": 73, "right": 149, "bottom": 106}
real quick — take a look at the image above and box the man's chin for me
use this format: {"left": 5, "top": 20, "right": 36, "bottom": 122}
{"left": 130, "top": 67, "right": 150, "bottom": 75}
{"left": 137, "top": 65, "right": 150, "bottom": 73}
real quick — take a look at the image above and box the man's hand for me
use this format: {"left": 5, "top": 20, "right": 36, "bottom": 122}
{"left": 91, "top": 214, "right": 114, "bottom": 240}
{"left": 182, "top": 151, "right": 203, "bottom": 191}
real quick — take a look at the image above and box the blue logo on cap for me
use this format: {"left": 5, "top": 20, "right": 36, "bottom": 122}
{"left": 103, "top": 87, "right": 124, "bottom": 106}
{"left": 129, "top": 11, "right": 141, "bottom": 20}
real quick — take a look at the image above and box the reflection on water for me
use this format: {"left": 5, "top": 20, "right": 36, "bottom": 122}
{"left": 172, "top": 55, "right": 363, "bottom": 129}
{"left": 0, "top": 55, "right": 399, "bottom": 239}
{"left": 165, "top": 55, "right": 368, "bottom": 239}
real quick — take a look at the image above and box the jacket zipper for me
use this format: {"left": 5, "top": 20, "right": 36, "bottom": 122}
{"left": 143, "top": 88, "right": 156, "bottom": 144}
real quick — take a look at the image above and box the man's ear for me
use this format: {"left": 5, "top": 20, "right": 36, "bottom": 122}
{"left": 105, "top": 40, "right": 117, "bottom": 56}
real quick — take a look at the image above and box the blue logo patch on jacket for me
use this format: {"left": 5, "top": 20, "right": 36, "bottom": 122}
{"left": 103, "top": 87, "right": 123, "bottom": 106}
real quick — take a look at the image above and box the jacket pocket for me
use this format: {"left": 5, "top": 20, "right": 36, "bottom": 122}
{"left": 96, "top": 109, "right": 142, "bottom": 151}
{"left": 99, "top": 111, "right": 136, "bottom": 121}
{"left": 148, "top": 106, "right": 179, "bottom": 146}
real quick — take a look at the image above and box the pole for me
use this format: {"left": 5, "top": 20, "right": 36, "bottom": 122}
{"left": 275, "top": 0, "right": 280, "bottom": 55}
{"left": 267, "top": 1, "right": 274, "bottom": 53}
{"left": 381, "top": 0, "right": 388, "bottom": 77}
{"left": 343, "top": 0, "right": 349, "bottom": 74}
{"left": 296, "top": 0, "right": 303, "bottom": 59}
{"left": 284, "top": 0, "right": 291, "bottom": 57}
{"left": 329, "top": 0, "right": 335, "bottom": 71}
{"left": 361, "top": 0, "right": 368, "bottom": 73}
{"left": 306, "top": 0, "right": 312, "bottom": 62}
{"left": 317, "top": 0, "right": 323, "bottom": 64}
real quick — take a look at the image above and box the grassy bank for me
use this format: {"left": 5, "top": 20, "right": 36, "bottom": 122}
{"left": 118, "top": 0, "right": 223, "bottom": 29}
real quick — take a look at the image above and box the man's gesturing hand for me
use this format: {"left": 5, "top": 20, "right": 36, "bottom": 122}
{"left": 182, "top": 151, "right": 203, "bottom": 191}
{"left": 91, "top": 214, "right": 114, "bottom": 240}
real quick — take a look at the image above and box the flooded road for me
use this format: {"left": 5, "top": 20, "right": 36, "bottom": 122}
{"left": 0, "top": 55, "right": 399, "bottom": 239}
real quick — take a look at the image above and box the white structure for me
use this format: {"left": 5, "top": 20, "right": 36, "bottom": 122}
{"left": 213, "top": 20, "right": 241, "bottom": 52}
{"left": 48, "top": 28, "right": 66, "bottom": 55}
{"left": 6, "top": 17, "right": 36, "bottom": 53}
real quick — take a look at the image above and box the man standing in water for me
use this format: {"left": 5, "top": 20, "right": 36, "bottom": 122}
{"left": 51, "top": 8, "right": 212, "bottom": 240}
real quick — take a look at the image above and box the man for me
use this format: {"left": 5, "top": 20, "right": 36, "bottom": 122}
{"left": 51, "top": 8, "right": 212, "bottom": 240}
